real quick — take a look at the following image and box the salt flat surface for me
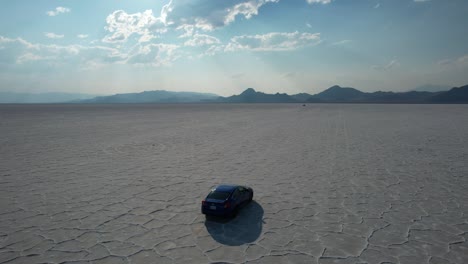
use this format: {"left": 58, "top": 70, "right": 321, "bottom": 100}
{"left": 1, "top": 104, "right": 468, "bottom": 264}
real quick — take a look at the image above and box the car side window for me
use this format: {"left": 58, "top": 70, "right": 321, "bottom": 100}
{"left": 232, "top": 189, "right": 240, "bottom": 199}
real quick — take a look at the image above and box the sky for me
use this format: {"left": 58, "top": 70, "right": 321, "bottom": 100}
{"left": 0, "top": 0, "right": 467, "bottom": 96}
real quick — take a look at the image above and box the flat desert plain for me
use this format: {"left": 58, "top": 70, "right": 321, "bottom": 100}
{"left": 1, "top": 104, "right": 467, "bottom": 264}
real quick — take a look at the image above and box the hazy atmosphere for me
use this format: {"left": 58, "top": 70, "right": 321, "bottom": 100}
{"left": 1, "top": 0, "right": 468, "bottom": 96}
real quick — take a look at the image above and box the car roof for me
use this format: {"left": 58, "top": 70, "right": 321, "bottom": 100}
{"left": 214, "top": 184, "right": 240, "bottom": 193}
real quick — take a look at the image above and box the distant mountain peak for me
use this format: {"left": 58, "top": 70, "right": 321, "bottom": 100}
{"left": 221, "top": 87, "right": 297, "bottom": 103}
{"left": 241, "top": 88, "right": 257, "bottom": 95}
{"left": 311, "top": 85, "right": 365, "bottom": 102}
{"left": 324, "top": 85, "right": 360, "bottom": 91}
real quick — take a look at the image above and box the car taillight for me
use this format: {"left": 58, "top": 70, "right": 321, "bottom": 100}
{"left": 224, "top": 201, "right": 231, "bottom": 208}
{"left": 202, "top": 200, "right": 206, "bottom": 206}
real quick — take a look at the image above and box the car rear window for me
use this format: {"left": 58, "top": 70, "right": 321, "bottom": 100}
{"left": 207, "top": 191, "right": 230, "bottom": 200}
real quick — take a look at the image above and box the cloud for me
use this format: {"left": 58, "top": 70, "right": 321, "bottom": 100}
{"left": 372, "top": 59, "right": 400, "bottom": 71}
{"left": 226, "top": 31, "right": 321, "bottom": 52}
{"left": 184, "top": 34, "right": 221, "bottom": 46}
{"left": 103, "top": 0, "right": 325, "bottom": 46}
{"left": 437, "top": 59, "right": 451, "bottom": 66}
{"left": 177, "top": 24, "right": 196, "bottom": 38}
{"left": 458, "top": 55, "right": 468, "bottom": 64}
{"left": 306, "top": 0, "right": 332, "bottom": 4}
{"left": 204, "top": 45, "right": 224, "bottom": 56}
{"left": 438, "top": 54, "right": 468, "bottom": 67}
{"left": 332, "top": 39, "right": 352, "bottom": 45}
{"left": 0, "top": 36, "right": 40, "bottom": 64}
{"left": 224, "top": 0, "right": 279, "bottom": 25}
{"left": 0, "top": 36, "right": 125, "bottom": 68}
{"left": 44, "top": 32, "right": 64, "bottom": 39}
{"left": 104, "top": 1, "right": 267, "bottom": 42}
{"left": 103, "top": 10, "right": 166, "bottom": 44}
{"left": 126, "top": 43, "right": 180, "bottom": 66}
{"left": 16, "top": 53, "right": 44, "bottom": 64}
{"left": 162, "top": 0, "right": 279, "bottom": 31}
{"left": 46, "top": 7, "right": 71, "bottom": 16}
{"left": 77, "top": 34, "right": 89, "bottom": 39}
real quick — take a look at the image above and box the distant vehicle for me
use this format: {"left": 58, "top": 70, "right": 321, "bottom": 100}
{"left": 202, "top": 184, "right": 253, "bottom": 217}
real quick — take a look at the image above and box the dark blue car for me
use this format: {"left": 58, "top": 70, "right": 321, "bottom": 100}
{"left": 202, "top": 184, "right": 254, "bottom": 217}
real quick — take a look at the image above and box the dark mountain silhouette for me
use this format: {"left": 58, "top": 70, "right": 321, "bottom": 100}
{"left": 428, "top": 84, "right": 468, "bottom": 103}
{"left": 77, "top": 90, "right": 219, "bottom": 103}
{"left": 410, "top": 84, "right": 451, "bottom": 93}
{"left": 87, "top": 85, "right": 464, "bottom": 104}
{"left": 219, "top": 88, "right": 297, "bottom": 103}
{"left": 366, "top": 91, "right": 437, "bottom": 103}
{"left": 305, "top": 85, "right": 456, "bottom": 103}
{"left": 221, "top": 85, "right": 468, "bottom": 104}
{"left": 309, "top": 85, "right": 366, "bottom": 102}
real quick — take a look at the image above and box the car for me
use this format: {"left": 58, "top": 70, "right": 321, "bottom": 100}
{"left": 201, "top": 184, "right": 254, "bottom": 217}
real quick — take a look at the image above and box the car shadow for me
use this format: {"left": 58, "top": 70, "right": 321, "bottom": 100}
{"left": 204, "top": 200, "right": 263, "bottom": 246}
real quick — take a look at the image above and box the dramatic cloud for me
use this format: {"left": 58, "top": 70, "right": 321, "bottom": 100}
{"left": 162, "top": 0, "right": 279, "bottom": 31}
{"left": 103, "top": 10, "right": 165, "bottom": 43}
{"left": 102, "top": 0, "right": 331, "bottom": 43}
{"left": 44, "top": 32, "right": 64, "bottom": 39}
{"left": 46, "top": 7, "right": 71, "bottom": 16}
{"left": 103, "top": 1, "right": 276, "bottom": 44}
{"left": 226, "top": 31, "right": 321, "bottom": 51}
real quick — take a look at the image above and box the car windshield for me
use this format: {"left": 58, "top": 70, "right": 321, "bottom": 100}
{"left": 207, "top": 191, "right": 230, "bottom": 200}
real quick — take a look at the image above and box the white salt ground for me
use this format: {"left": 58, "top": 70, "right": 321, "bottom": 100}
{"left": 0, "top": 103, "right": 467, "bottom": 263}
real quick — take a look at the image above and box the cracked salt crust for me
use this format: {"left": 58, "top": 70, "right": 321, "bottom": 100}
{"left": 0, "top": 104, "right": 467, "bottom": 263}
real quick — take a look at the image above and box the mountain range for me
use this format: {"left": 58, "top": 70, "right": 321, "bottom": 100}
{"left": 1, "top": 84, "right": 467, "bottom": 104}
{"left": 409, "top": 84, "right": 451, "bottom": 93}
{"left": 77, "top": 90, "right": 218, "bottom": 103}
{"left": 218, "top": 84, "right": 468, "bottom": 104}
